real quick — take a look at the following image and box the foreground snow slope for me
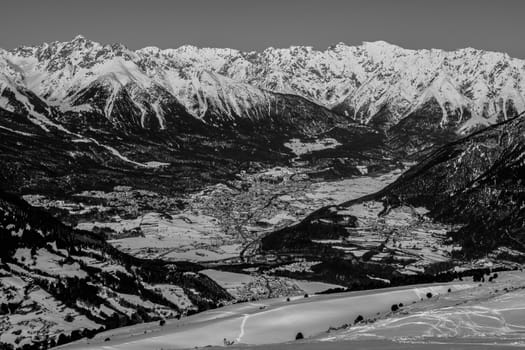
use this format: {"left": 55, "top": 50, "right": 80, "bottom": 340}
{"left": 62, "top": 281, "right": 474, "bottom": 349}
{"left": 62, "top": 271, "right": 525, "bottom": 350}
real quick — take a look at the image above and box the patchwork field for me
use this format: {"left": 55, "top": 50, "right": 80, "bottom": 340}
{"left": 200, "top": 269, "right": 343, "bottom": 301}
{"left": 25, "top": 167, "right": 403, "bottom": 264}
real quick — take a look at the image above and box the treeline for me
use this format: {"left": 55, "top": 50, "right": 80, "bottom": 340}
{"left": 272, "top": 257, "right": 511, "bottom": 295}
{"left": 0, "top": 326, "right": 104, "bottom": 350}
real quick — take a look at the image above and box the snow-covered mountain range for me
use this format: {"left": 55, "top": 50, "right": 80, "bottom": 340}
{"left": 1, "top": 35, "right": 525, "bottom": 136}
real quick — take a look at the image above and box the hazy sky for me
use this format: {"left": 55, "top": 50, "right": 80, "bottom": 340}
{"left": 1, "top": 0, "right": 525, "bottom": 57}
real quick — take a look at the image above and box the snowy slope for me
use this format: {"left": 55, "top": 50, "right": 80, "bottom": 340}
{"left": 135, "top": 40, "right": 525, "bottom": 130}
{"left": 0, "top": 190, "right": 231, "bottom": 349}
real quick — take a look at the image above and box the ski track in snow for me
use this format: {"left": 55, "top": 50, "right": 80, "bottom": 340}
{"left": 236, "top": 314, "right": 250, "bottom": 343}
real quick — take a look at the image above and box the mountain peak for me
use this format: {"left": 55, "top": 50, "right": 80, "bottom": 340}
{"left": 73, "top": 34, "right": 87, "bottom": 41}
{"left": 360, "top": 40, "right": 405, "bottom": 55}
{"left": 362, "top": 40, "right": 398, "bottom": 47}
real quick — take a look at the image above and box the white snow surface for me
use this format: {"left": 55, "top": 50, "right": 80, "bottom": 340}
{"left": 62, "top": 281, "right": 475, "bottom": 350}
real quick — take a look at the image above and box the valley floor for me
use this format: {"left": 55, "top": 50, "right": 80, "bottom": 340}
{"left": 79, "top": 166, "right": 403, "bottom": 264}
{"left": 24, "top": 165, "right": 404, "bottom": 301}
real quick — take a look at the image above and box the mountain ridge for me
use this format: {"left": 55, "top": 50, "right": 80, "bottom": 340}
{"left": 2, "top": 36, "right": 525, "bottom": 135}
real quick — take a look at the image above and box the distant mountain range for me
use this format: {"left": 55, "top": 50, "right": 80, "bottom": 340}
{"left": 2, "top": 36, "right": 524, "bottom": 134}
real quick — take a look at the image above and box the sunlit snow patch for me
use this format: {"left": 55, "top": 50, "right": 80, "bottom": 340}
{"left": 356, "top": 165, "right": 368, "bottom": 175}
{"left": 284, "top": 138, "right": 342, "bottom": 156}
{"left": 144, "top": 161, "right": 170, "bottom": 168}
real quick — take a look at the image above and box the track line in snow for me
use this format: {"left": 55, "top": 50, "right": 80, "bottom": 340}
{"left": 236, "top": 314, "right": 250, "bottom": 343}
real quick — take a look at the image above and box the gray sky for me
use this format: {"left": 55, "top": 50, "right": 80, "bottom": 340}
{"left": 2, "top": 0, "right": 525, "bottom": 57}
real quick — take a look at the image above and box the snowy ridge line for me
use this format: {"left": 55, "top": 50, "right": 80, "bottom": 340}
{"left": 0, "top": 80, "right": 71, "bottom": 133}
{"left": 0, "top": 125, "right": 34, "bottom": 136}
{"left": 86, "top": 138, "right": 169, "bottom": 168}
{"left": 0, "top": 86, "right": 169, "bottom": 167}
